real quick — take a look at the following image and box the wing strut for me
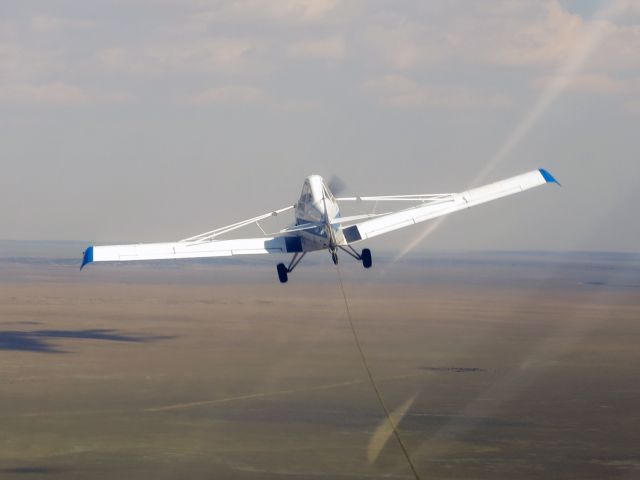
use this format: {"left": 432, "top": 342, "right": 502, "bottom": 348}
{"left": 181, "top": 205, "right": 294, "bottom": 243}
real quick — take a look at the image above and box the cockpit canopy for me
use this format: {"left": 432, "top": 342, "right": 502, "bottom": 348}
{"left": 295, "top": 175, "right": 338, "bottom": 223}
{"left": 299, "top": 181, "right": 313, "bottom": 206}
{"left": 298, "top": 175, "right": 334, "bottom": 205}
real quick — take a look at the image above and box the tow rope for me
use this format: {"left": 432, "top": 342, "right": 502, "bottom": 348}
{"left": 335, "top": 264, "right": 421, "bottom": 480}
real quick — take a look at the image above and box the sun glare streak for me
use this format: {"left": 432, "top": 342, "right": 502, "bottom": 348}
{"left": 399, "top": 173, "right": 640, "bottom": 474}
{"left": 401, "top": 253, "right": 639, "bottom": 473}
{"left": 392, "top": 0, "right": 626, "bottom": 262}
{"left": 367, "top": 394, "right": 417, "bottom": 464}
{"left": 469, "top": 1, "right": 624, "bottom": 189}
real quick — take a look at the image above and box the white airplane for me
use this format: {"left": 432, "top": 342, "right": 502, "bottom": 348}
{"left": 81, "top": 168, "right": 559, "bottom": 282}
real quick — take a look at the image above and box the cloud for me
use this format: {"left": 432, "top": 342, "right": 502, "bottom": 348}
{"left": 286, "top": 36, "right": 347, "bottom": 60}
{"left": 4, "top": 0, "right": 640, "bottom": 114}
{"left": 362, "top": 1, "right": 640, "bottom": 70}
{"left": 184, "top": 85, "right": 319, "bottom": 111}
{"left": 494, "top": 1, "right": 640, "bottom": 70}
{"left": 477, "top": 1, "right": 588, "bottom": 67}
{"left": 363, "top": 16, "right": 443, "bottom": 70}
{"left": 590, "top": 20, "right": 640, "bottom": 70}
{"left": 191, "top": 0, "right": 360, "bottom": 24}
{"left": 184, "top": 85, "right": 268, "bottom": 104}
{"left": 0, "top": 43, "right": 59, "bottom": 81}
{"left": 96, "top": 38, "right": 265, "bottom": 75}
{"left": 226, "top": 0, "right": 341, "bottom": 21}
{"left": 532, "top": 73, "right": 640, "bottom": 95}
{"left": 363, "top": 74, "right": 512, "bottom": 109}
{"left": 30, "top": 15, "right": 94, "bottom": 32}
{"left": 275, "top": 98, "right": 320, "bottom": 112}
{"left": 95, "top": 48, "right": 127, "bottom": 70}
{"left": 0, "top": 83, "right": 132, "bottom": 105}
{"left": 460, "top": 0, "right": 636, "bottom": 192}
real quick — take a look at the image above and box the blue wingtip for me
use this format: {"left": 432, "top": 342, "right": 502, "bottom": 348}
{"left": 539, "top": 168, "right": 561, "bottom": 186}
{"left": 80, "top": 246, "right": 93, "bottom": 270}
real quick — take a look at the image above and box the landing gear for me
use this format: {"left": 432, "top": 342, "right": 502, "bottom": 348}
{"left": 337, "top": 245, "right": 373, "bottom": 269}
{"left": 276, "top": 252, "right": 306, "bottom": 283}
{"left": 277, "top": 263, "right": 288, "bottom": 283}
{"left": 276, "top": 247, "right": 372, "bottom": 283}
{"left": 361, "top": 248, "right": 372, "bottom": 269}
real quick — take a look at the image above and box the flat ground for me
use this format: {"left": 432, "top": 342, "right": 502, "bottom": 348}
{"left": 0, "top": 251, "right": 639, "bottom": 479}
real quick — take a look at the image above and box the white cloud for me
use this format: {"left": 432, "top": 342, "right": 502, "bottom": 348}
{"left": 363, "top": 16, "right": 443, "bottom": 70}
{"left": 96, "top": 38, "right": 264, "bottom": 75}
{"left": 166, "top": 0, "right": 364, "bottom": 41}
{"left": 184, "top": 85, "right": 320, "bottom": 111}
{"left": 184, "top": 85, "right": 269, "bottom": 104}
{"left": 30, "top": 15, "right": 94, "bottom": 32}
{"left": 490, "top": 1, "right": 640, "bottom": 70}
{"left": 591, "top": 20, "right": 640, "bottom": 70}
{"left": 95, "top": 48, "right": 128, "bottom": 70}
{"left": 476, "top": 1, "right": 588, "bottom": 67}
{"left": 275, "top": 98, "right": 320, "bottom": 112}
{"left": 363, "top": 74, "right": 512, "bottom": 109}
{"left": 532, "top": 73, "right": 640, "bottom": 95}
{"left": 191, "top": 0, "right": 360, "bottom": 24}
{"left": 0, "top": 83, "right": 132, "bottom": 105}
{"left": 286, "top": 36, "right": 347, "bottom": 60}
{"left": 4, "top": 0, "right": 640, "bottom": 113}
{"left": 226, "top": 0, "right": 341, "bottom": 21}
{"left": 0, "top": 43, "right": 59, "bottom": 81}
{"left": 363, "top": 1, "right": 640, "bottom": 70}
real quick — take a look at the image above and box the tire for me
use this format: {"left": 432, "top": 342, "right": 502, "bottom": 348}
{"left": 362, "top": 248, "right": 372, "bottom": 268}
{"left": 277, "top": 263, "right": 288, "bottom": 283}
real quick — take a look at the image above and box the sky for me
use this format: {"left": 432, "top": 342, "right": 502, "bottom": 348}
{"left": 1, "top": 0, "right": 639, "bottom": 253}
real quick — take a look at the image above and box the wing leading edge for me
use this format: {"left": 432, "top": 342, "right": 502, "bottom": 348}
{"left": 342, "top": 168, "right": 558, "bottom": 243}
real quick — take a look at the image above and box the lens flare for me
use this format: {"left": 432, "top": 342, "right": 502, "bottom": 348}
{"left": 393, "top": 0, "right": 626, "bottom": 262}
{"left": 368, "top": 394, "right": 417, "bottom": 464}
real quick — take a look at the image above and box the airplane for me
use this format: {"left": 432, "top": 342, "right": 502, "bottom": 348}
{"left": 81, "top": 168, "right": 559, "bottom": 283}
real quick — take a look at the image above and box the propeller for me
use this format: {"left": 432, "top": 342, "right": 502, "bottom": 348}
{"left": 327, "top": 175, "right": 347, "bottom": 197}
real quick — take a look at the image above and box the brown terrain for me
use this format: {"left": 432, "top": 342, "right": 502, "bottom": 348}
{"left": 0, "top": 248, "right": 639, "bottom": 479}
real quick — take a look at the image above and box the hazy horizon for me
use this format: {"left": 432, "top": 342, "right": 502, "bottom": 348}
{"left": 2, "top": 238, "right": 639, "bottom": 260}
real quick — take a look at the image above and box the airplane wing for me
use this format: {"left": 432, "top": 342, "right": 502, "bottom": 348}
{"left": 81, "top": 205, "right": 302, "bottom": 269}
{"left": 340, "top": 168, "right": 559, "bottom": 243}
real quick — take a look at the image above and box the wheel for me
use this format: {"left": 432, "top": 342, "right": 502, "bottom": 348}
{"left": 331, "top": 250, "right": 339, "bottom": 265}
{"left": 361, "top": 248, "right": 372, "bottom": 268}
{"left": 277, "top": 263, "right": 288, "bottom": 283}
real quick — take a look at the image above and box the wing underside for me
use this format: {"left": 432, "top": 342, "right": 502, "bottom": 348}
{"left": 342, "top": 169, "right": 558, "bottom": 243}
{"left": 81, "top": 236, "right": 303, "bottom": 269}
{"left": 81, "top": 204, "right": 301, "bottom": 269}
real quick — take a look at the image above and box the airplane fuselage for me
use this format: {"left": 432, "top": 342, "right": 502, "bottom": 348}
{"left": 294, "top": 175, "right": 345, "bottom": 251}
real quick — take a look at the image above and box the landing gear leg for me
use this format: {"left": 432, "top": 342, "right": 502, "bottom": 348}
{"left": 331, "top": 248, "right": 339, "bottom": 265}
{"left": 336, "top": 245, "right": 372, "bottom": 269}
{"left": 277, "top": 252, "right": 306, "bottom": 283}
